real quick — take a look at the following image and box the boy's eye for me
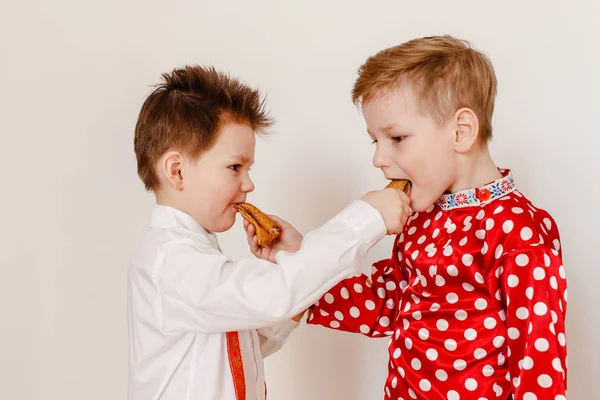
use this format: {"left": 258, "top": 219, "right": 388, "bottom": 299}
{"left": 229, "top": 164, "right": 241, "bottom": 172}
{"left": 392, "top": 136, "right": 404, "bottom": 143}
{"left": 371, "top": 139, "right": 378, "bottom": 144}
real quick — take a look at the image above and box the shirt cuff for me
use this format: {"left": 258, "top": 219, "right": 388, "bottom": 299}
{"left": 336, "top": 200, "right": 387, "bottom": 249}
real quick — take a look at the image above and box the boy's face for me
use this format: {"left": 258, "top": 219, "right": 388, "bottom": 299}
{"left": 362, "top": 87, "right": 458, "bottom": 212}
{"left": 181, "top": 121, "right": 256, "bottom": 233}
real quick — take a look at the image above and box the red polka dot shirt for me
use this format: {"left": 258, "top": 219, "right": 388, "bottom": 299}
{"left": 308, "top": 170, "right": 567, "bottom": 400}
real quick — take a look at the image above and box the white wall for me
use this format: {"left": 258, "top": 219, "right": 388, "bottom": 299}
{"left": 1, "top": 1, "right": 598, "bottom": 399}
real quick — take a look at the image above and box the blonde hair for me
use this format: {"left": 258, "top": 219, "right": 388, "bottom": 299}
{"left": 352, "top": 35, "right": 497, "bottom": 141}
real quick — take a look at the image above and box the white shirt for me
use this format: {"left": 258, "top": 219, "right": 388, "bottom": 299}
{"left": 127, "top": 200, "right": 386, "bottom": 400}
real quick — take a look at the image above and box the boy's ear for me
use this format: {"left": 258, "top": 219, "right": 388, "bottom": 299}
{"left": 159, "top": 151, "right": 184, "bottom": 191}
{"left": 453, "top": 107, "right": 480, "bottom": 153}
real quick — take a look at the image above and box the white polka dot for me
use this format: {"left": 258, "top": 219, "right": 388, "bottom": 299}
{"left": 544, "top": 253, "right": 551, "bottom": 267}
{"left": 430, "top": 303, "right": 441, "bottom": 312}
{"left": 508, "top": 327, "right": 520, "bottom": 339}
{"left": 379, "top": 316, "right": 390, "bottom": 327}
{"left": 464, "top": 328, "right": 477, "bottom": 340}
{"left": 559, "top": 265, "right": 566, "bottom": 279}
{"left": 503, "top": 220, "right": 514, "bottom": 233}
{"left": 443, "top": 245, "right": 453, "bottom": 257}
{"left": 494, "top": 383, "right": 504, "bottom": 397}
{"left": 498, "top": 352, "right": 506, "bottom": 365}
{"left": 437, "top": 319, "right": 449, "bottom": 331}
{"left": 436, "top": 369, "right": 448, "bottom": 381}
{"left": 523, "top": 393, "right": 537, "bottom": 400}
{"left": 324, "top": 293, "right": 334, "bottom": 303}
{"left": 349, "top": 307, "right": 360, "bottom": 318}
{"left": 418, "top": 235, "right": 427, "bottom": 244}
{"left": 447, "top": 390, "right": 460, "bottom": 400}
{"left": 432, "top": 228, "right": 440, "bottom": 238}
{"left": 411, "top": 358, "right": 421, "bottom": 370}
{"left": 426, "top": 348, "right": 438, "bottom": 360}
{"left": 391, "top": 376, "right": 397, "bottom": 388}
{"left": 476, "top": 229, "right": 486, "bottom": 240}
{"left": 553, "top": 239, "right": 561, "bottom": 250}
{"left": 474, "top": 272, "right": 485, "bottom": 284}
{"left": 403, "top": 319, "right": 410, "bottom": 330}
{"left": 481, "top": 242, "right": 489, "bottom": 254}
{"left": 521, "top": 227, "right": 533, "bottom": 241}
{"left": 465, "top": 378, "right": 478, "bottom": 391}
{"left": 535, "top": 338, "right": 550, "bottom": 351}
{"left": 460, "top": 236, "right": 468, "bottom": 246}
{"left": 532, "top": 267, "right": 546, "bottom": 280}
{"left": 364, "top": 300, "right": 376, "bottom": 311}
{"left": 445, "top": 339, "right": 457, "bottom": 351}
{"left": 474, "top": 348, "right": 487, "bottom": 359}
{"left": 419, "top": 378, "right": 431, "bottom": 392}
{"left": 385, "top": 281, "right": 397, "bottom": 291}
{"left": 526, "top": 287, "right": 534, "bottom": 300}
{"left": 393, "top": 347, "right": 401, "bottom": 359}
{"left": 538, "top": 374, "right": 552, "bottom": 388}
{"left": 446, "top": 292, "right": 459, "bottom": 304}
{"left": 408, "top": 226, "right": 417, "bottom": 235}
{"left": 543, "top": 217, "right": 552, "bottom": 230}
{"left": 386, "top": 299, "right": 395, "bottom": 310}
{"left": 360, "top": 324, "right": 370, "bottom": 334}
{"left": 454, "top": 359, "right": 467, "bottom": 371}
{"left": 475, "top": 298, "right": 488, "bottom": 310}
{"left": 482, "top": 364, "right": 494, "bottom": 377}
{"left": 523, "top": 356, "right": 534, "bottom": 370}
{"left": 516, "top": 254, "right": 529, "bottom": 266}
{"left": 447, "top": 265, "right": 458, "bottom": 276}
{"left": 516, "top": 307, "right": 529, "bottom": 320}
{"left": 484, "top": 317, "right": 497, "bottom": 329}
{"left": 411, "top": 250, "right": 420, "bottom": 260}
{"left": 455, "top": 310, "right": 468, "bottom": 321}
{"left": 555, "top": 396, "right": 567, "bottom": 400}
{"left": 493, "top": 336, "right": 505, "bottom": 348}
{"left": 377, "top": 287, "right": 386, "bottom": 298}
{"left": 512, "top": 207, "right": 524, "bottom": 214}
{"left": 507, "top": 274, "right": 519, "bottom": 287}
{"left": 340, "top": 288, "right": 349, "bottom": 299}
{"left": 334, "top": 311, "right": 344, "bottom": 320}
{"left": 494, "top": 205, "right": 504, "bottom": 214}
{"left": 436, "top": 275, "right": 446, "bottom": 286}
{"left": 330, "top": 321, "right": 340, "bottom": 328}
{"left": 319, "top": 309, "right": 329, "bottom": 317}
{"left": 534, "top": 302, "right": 548, "bottom": 316}
{"left": 495, "top": 244, "right": 504, "bottom": 259}
{"left": 419, "top": 328, "right": 429, "bottom": 340}
{"left": 412, "top": 310, "right": 422, "bottom": 320}
{"left": 354, "top": 283, "right": 363, "bottom": 293}
{"left": 405, "top": 337, "right": 413, "bottom": 350}
{"left": 398, "top": 366, "right": 405, "bottom": 378}
{"left": 552, "top": 358, "right": 563, "bottom": 372}
{"left": 462, "top": 254, "right": 473, "bottom": 266}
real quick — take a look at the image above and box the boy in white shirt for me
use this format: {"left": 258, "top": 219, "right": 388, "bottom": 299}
{"left": 128, "top": 65, "right": 411, "bottom": 400}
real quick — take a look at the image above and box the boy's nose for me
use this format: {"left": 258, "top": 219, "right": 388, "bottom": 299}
{"left": 373, "top": 146, "right": 390, "bottom": 169}
{"left": 242, "top": 176, "right": 255, "bottom": 193}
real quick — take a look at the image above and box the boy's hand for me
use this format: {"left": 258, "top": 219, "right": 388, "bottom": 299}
{"left": 244, "top": 215, "right": 303, "bottom": 263}
{"left": 361, "top": 188, "right": 412, "bottom": 234}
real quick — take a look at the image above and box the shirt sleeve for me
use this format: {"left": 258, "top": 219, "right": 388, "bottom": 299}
{"left": 153, "top": 200, "right": 386, "bottom": 333}
{"left": 306, "top": 254, "right": 406, "bottom": 338}
{"left": 496, "top": 245, "right": 567, "bottom": 399}
{"left": 256, "top": 319, "right": 300, "bottom": 358}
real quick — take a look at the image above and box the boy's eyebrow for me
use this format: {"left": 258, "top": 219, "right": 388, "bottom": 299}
{"left": 367, "top": 124, "right": 403, "bottom": 136}
{"left": 229, "top": 155, "right": 253, "bottom": 164}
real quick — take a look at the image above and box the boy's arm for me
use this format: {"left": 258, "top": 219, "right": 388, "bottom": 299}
{"left": 256, "top": 319, "right": 300, "bottom": 358}
{"left": 306, "top": 255, "right": 405, "bottom": 338}
{"left": 154, "top": 200, "right": 386, "bottom": 333}
{"left": 496, "top": 246, "right": 567, "bottom": 399}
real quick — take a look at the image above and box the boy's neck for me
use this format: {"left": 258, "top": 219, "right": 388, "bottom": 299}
{"left": 447, "top": 145, "right": 501, "bottom": 194}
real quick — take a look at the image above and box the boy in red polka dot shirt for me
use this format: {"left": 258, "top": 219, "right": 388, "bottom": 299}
{"left": 248, "top": 36, "right": 567, "bottom": 400}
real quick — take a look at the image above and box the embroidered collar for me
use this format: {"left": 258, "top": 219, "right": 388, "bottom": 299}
{"left": 437, "top": 168, "right": 516, "bottom": 211}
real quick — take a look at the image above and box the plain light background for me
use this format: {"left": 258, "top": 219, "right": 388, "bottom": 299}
{"left": 1, "top": 0, "right": 598, "bottom": 399}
